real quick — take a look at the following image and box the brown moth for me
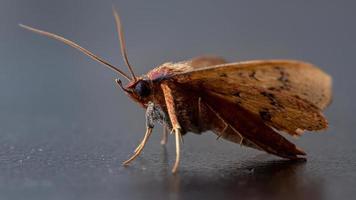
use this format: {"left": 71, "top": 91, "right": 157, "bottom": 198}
{"left": 20, "top": 8, "right": 332, "bottom": 173}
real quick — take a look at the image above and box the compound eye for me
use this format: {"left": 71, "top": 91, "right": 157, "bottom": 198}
{"left": 134, "top": 80, "right": 150, "bottom": 97}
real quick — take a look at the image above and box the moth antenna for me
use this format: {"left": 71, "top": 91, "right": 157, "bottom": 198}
{"left": 115, "top": 78, "right": 130, "bottom": 93}
{"left": 112, "top": 6, "right": 137, "bottom": 82}
{"left": 19, "top": 24, "right": 132, "bottom": 81}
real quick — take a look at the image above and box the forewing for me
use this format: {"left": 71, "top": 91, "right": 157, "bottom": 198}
{"left": 172, "top": 60, "right": 332, "bottom": 135}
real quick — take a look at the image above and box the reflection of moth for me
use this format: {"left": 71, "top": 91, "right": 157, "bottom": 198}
{"left": 20, "top": 8, "right": 332, "bottom": 173}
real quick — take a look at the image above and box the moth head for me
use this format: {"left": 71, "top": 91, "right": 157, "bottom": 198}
{"left": 116, "top": 78, "right": 152, "bottom": 106}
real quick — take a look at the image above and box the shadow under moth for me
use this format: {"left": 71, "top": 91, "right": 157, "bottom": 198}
{"left": 20, "top": 8, "right": 332, "bottom": 173}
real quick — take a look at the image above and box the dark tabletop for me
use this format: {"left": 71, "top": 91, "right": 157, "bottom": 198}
{"left": 1, "top": 0, "right": 355, "bottom": 200}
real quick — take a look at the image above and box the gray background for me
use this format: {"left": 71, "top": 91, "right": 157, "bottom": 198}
{"left": 0, "top": 0, "right": 355, "bottom": 200}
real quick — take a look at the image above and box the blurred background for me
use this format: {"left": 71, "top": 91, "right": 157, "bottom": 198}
{"left": 0, "top": 0, "right": 355, "bottom": 199}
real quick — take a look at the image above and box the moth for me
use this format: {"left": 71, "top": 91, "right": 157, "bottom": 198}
{"left": 20, "top": 8, "right": 332, "bottom": 173}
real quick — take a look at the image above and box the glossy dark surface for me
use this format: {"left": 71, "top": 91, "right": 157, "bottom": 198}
{"left": 1, "top": 1, "right": 355, "bottom": 199}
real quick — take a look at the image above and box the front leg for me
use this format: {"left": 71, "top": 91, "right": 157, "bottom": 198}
{"left": 161, "top": 83, "right": 182, "bottom": 174}
{"left": 123, "top": 101, "right": 161, "bottom": 166}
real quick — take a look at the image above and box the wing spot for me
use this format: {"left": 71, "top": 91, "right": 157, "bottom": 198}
{"left": 219, "top": 73, "right": 228, "bottom": 77}
{"left": 279, "top": 85, "right": 291, "bottom": 91}
{"left": 274, "top": 66, "right": 282, "bottom": 70}
{"left": 259, "top": 109, "right": 272, "bottom": 121}
{"left": 260, "top": 91, "right": 284, "bottom": 109}
{"left": 261, "top": 91, "right": 275, "bottom": 98}
{"left": 249, "top": 71, "right": 258, "bottom": 80}
{"left": 233, "top": 91, "right": 241, "bottom": 97}
{"left": 268, "top": 87, "right": 282, "bottom": 92}
{"left": 293, "top": 94, "right": 301, "bottom": 99}
{"left": 275, "top": 66, "right": 291, "bottom": 89}
{"left": 278, "top": 73, "right": 290, "bottom": 83}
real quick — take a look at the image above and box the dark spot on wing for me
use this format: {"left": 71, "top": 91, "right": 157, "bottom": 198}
{"left": 249, "top": 71, "right": 258, "bottom": 80}
{"left": 278, "top": 70, "right": 289, "bottom": 83}
{"left": 220, "top": 73, "right": 228, "bottom": 77}
{"left": 278, "top": 75, "right": 289, "bottom": 83}
{"left": 274, "top": 66, "right": 291, "bottom": 90}
{"left": 233, "top": 91, "right": 241, "bottom": 97}
{"left": 261, "top": 91, "right": 275, "bottom": 99}
{"left": 260, "top": 91, "right": 284, "bottom": 108}
{"left": 259, "top": 109, "right": 272, "bottom": 121}
{"left": 279, "top": 85, "right": 291, "bottom": 91}
{"left": 233, "top": 91, "right": 242, "bottom": 104}
{"left": 317, "top": 97, "right": 323, "bottom": 103}
{"left": 293, "top": 94, "right": 301, "bottom": 99}
{"left": 274, "top": 66, "right": 282, "bottom": 70}
{"left": 268, "top": 87, "right": 282, "bottom": 92}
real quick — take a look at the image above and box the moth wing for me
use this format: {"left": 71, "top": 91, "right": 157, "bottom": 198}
{"left": 172, "top": 60, "right": 332, "bottom": 135}
{"left": 202, "top": 91, "right": 306, "bottom": 158}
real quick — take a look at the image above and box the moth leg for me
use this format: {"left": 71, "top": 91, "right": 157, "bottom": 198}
{"left": 160, "top": 125, "right": 168, "bottom": 145}
{"left": 133, "top": 141, "right": 142, "bottom": 153}
{"left": 122, "top": 127, "right": 153, "bottom": 166}
{"left": 136, "top": 114, "right": 168, "bottom": 152}
{"left": 205, "top": 102, "right": 244, "bottom": 145}
{"left": 198, "top": 97, "right": 202, "bottom": 120}
{"left": 172, "top": 128, "right": 182, "bottom": 174}
{"left": 123, "top": 102, "right": 158, "bottom": 165}
{"left": 161, "top": 83, "right": 182, "bottom": 174}
{"left": 216, "top": 124, "right": 229, "bottom": 140}
{"left": 204, "top": 103, "right": 230, "bottom": 139}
